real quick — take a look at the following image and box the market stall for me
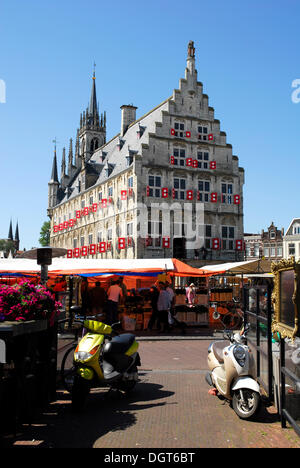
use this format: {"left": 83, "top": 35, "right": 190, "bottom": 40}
{"left": 0, "top": 257, "right": 214, "bottom": 332}
{"left": 200, "top": 259, "right": 273, "bottom": 328}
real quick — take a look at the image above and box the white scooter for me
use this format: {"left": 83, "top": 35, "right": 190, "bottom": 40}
{"left": 205, "top": 325, "right": 261, "bottom": 419}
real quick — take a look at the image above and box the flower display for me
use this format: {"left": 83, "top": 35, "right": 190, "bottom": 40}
{"left": 0, "top": 280, "right": 62, "bottom": 325}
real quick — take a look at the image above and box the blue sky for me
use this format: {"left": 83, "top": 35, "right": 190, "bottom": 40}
{"left": 0, "top": 0, "right": 299, "bottom": 250}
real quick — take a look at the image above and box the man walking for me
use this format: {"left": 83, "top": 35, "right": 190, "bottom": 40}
{"left": 106, "top": 280, "right": 123, "bottom": 324}
{"left": 157, "top": 282, "right": 171, "bottom": 332}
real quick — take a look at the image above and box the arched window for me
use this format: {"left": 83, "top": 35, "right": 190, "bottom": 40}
{"left": 90, "top": 138, "right": 99, "bottom": 152}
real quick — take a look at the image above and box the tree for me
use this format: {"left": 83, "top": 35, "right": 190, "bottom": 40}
{"left": 39, "top": 221, "right": 50, "bottom": 246}
{"left": 0, "top": 239, "right": 16, "bottom": 256}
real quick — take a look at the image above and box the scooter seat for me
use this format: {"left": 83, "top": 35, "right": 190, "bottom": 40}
{"left": 104, "top": 333, "right": 135, "bottom": 355}
{"left": 212, "top": 341, "right": 230, "bottom": 363}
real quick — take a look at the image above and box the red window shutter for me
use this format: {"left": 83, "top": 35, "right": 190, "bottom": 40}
{"left": 73, "top": 248, "right": 80, "bottom": 258}
{"left": 185, "top": 131, "right": 191, "bottom": 138}
{"left": 162, "top": 187, "right": 168, "bottom": 198}
{"left": 53, "top": 225, "right": 58, "bottom": 233}
{"left": 76, "top": 210, "right": 81, "bottom": 219}
{"left": 63, "top": 221, "right": 69, "bottom": 230}
{"left": 98, "top": 242, "right": 106, "bottom": 253}
{"left": 170, "top": 155, "right": 175, "bottom": 165}
{"left": 67, "top": 249, "right": 73, "bottom": 258}
{"left": 121, "top": 190, "right": 127, "bottom": 200}
{"left": 81, "top": 246, "right": 88, "bottom": 256}
{"left": 212, "top": 238, "right": 220, "bottom": 250}
{"left": 186, "top": 190, "right": 193, "bottom": 200}
{"left": 170, "top": 128, "right": 175, "bottom": 136}
{"left": 234, "top": 194, "right": 240, "bottom": 205}
{"left": 101, "top": 199, "right": 107, "bottom": 208}
{"left": 209, "top": 161, "right": 216, "bottom": 170}
{"left": 89, "top": 244, "right": 97, "bottom": 255}
{"left": 58, "top": 223, "right": 63, "bottom": 231}
{"left": 92, "top": 203, "right": 98, "bottom": 212}
{"left": 236, "top": 239, "right": 243, "bottom": 251}
{"left": 193, "top": 159, "right": 198, "bottom": 168}
{"left": 172, "top": 188, "right": 176, "bottom": 199}
{"left": 118, "top": 237, "right": 126, "bottom": 250}
{"left": 210, "top": 192, "right": 218, "bottom": 203}
{"left": 162, "top": 236, "right": 170, "bottom": 248}
{"left": 107, "top": 242, "right": 112, "bottom": 251}
{"left": 146, "top": 186, "right": 150, "bottom": 196}
{"left": 208, "top": 133, "right": 214, "bottom": 141}
{"left": 186, "top": 158, "right": 193, "bottom": 167}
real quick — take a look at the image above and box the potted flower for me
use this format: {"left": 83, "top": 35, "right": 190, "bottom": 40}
{"left": 0, "top": 279, "right": 62, "bottom": 326}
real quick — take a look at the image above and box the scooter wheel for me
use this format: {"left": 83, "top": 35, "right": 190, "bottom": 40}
{"left": 114, "top": 366, "right": 138, "bottom": 393}
{"left": 232, "top": 389, "right": 260, "bottom": 419}
{"left": 71, "top": 375, "right": 91, "bottom": 412}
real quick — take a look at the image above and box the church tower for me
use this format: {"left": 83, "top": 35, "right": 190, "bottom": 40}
{"left": 78, "top": 67, "right": 106, "bottom": 166}
{"left": 48, "top": 143, "right": 59, "bottom": 213}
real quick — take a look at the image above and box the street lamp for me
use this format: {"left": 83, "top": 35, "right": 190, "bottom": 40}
{"left": 19, "top": 246, "right": 68, "bottom": 284}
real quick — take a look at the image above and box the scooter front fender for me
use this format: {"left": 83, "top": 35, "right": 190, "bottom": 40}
{"left": 231, "top": 376, "right": 260, "bottom": 394}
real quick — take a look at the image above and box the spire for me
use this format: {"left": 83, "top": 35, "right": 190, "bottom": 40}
{"left": 61, "top": 147, "right": 66, "bottom": 178}
{"left": 68, "top": 138, "right": 73, "bottom": 167}
{"left": 89, "top": 63, "right": 98, "bottom": 118}
{"left": 14, "top": 221, "right": 19, "bottom": 242}
{"left": 8, "top": 219, "right": 13, "bottom": 240}
{"left": 50, "top": 140, "right": 59, "bottom": 182}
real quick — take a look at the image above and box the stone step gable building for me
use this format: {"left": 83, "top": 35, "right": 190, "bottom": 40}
{"left": 48, "top": 41, "right": 244, "bottom": 264}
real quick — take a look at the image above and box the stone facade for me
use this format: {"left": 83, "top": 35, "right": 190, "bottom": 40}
{"left": 48, "top": 42, "right": 244, "bottom": 264}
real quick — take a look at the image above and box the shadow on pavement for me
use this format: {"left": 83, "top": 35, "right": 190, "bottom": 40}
{"left": 2, "top": 380, "right": 174, "bottom": 448}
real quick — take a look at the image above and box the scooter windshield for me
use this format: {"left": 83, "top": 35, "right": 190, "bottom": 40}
{"left": 84, "top": 320, "right": 112, "bottom": 335}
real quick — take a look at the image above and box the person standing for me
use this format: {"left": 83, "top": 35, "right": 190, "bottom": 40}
{"left": 165, "top": 280, "right": 175, "bottom": 326}
{"left": 89, "top": 281, "right": 107, "bottom": 319}
{"left": 186, "top": 283, "right": 196, "bottom": 306}
{"left": 147, "top": 283, "right": 160, "bottom": 331}
{"left": 80, "top": 277, "right": 91, "bottom": 316}
{"left": 106, "top": 280, "right": 123, "bottom": 324}
{"left": 157, "top": 282, "right": 171, "bottom": 332}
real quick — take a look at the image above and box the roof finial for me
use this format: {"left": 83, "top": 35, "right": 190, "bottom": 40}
{"left": 188, "top": 40, "right": 195, "bottom": 58}
{"left": 52, "top": 137, "right": 58, "bottom": 152}
{"left": 93, "top": 61, "right": 96, "bottom": 80}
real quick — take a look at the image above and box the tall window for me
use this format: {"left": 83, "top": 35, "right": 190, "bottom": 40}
{"left": 288, "top": 243, "right": 295, "bottom": 256}
{"left": 198, "top": 180, "right": 210, "bottom": 201}
{"left": 221, "top": 226, "right": 234, "bottom": 250}
{"left": 198, "top": 125, "right": 208, "bottom": 141}
{"left": 197, "top": 151, "right": 209, "bottom": 169}
{"left": 148, "top": 175, "right": 161, "bottom": 197}
{"left": 172, "top": 147, "right": 186, "bottom": 166}
{"left": 221, "top": 183, "right": 233, "bottom": 204}
{"left": 173, "top": 178, "right": 186, "bottom": 200}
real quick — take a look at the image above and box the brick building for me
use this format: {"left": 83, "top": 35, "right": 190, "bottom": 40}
{"left": 244, "top": 222, "right": 283, "bottom": 262}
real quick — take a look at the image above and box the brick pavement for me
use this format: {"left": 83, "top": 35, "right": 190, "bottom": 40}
{"left": 2, "top": 338, "right": 300, "bottom": 448}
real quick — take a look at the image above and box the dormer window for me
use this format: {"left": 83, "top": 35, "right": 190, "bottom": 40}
{"left": 126, "top": 155, "right": 133, "bottom": 166}
{"left": 117, "top": 138, "right": 125, "bottom": 150}
{"left": 101, "top": 151, "right": 107, "bottom": 162}
{"left": 137, "top": 125, "right": 146, "bottom": 138}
